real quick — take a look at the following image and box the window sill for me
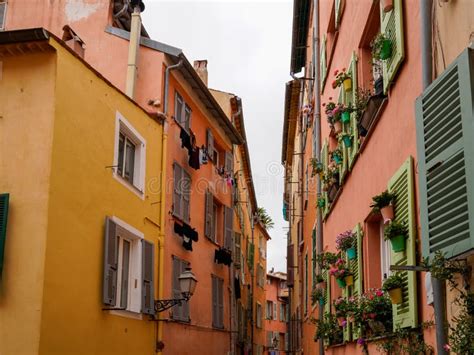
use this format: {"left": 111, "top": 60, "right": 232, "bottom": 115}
{"left": 170, "top": 318, "right": 191, "bottom": 324}
{"left": 113, "top": 172, "right": 145, "bottom": 200}
{"left": 108, "top": 309, "right": 143, "bottom": 320}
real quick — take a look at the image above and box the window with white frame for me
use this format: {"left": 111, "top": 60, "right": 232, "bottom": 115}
{"left": 380, "top": 221, "right": 392, "bottom": 280}
{"left": 102, "top": 216, "right": 154, "bottom": 315}
{"left": 114, "top": 112, "right": 146, "bottom": 196}
{"left": 266, "top": 300, "right": 273, "bottom": 319}
{"left": 0, "top": 1, "right": 7, "bottom": 31}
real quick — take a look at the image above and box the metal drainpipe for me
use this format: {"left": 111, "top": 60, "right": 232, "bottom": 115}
{"left": 421, "top": 1, "right": 448, "bottom": 354}
{"left": 250, "top": 214, "right": 255, "bottom": 354}
{"left": 163, "top": 59, "right": 184, "bottom": 116}
{"left": 312, "top": 1, "right": 324, "bottom": 354}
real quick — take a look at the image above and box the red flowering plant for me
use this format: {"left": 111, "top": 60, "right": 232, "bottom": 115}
{"left": 329, "top": 258, "right": 350, "bottom": 279}
{"left": 335, "top": 230, "right": 356, "bottom": 252}
{"left": 332, "top": 68, "right": 351, "bottom": 89}
{"left": 333, "top": 297, "right": 352, "bottom": 319}
{"left": 315, "top": 251, "right": 339, "bottom": 270}
{"left": 357, "top": 288, "right": 393, "bottom": 336}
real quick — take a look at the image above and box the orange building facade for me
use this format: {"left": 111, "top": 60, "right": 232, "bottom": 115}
{"left": 281, "top": 0, "right": 474, "bottom": 354}
{"left": 265, "top": 271, "right": 289, "bottom": 354}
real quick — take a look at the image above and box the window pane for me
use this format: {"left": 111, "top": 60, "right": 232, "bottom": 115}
{"left": 124, "top": 139, "right": 135, "bottom": 184}
{"left": 184, "top": 105, "right": 191, "bottom": 131}
{"left": 120, "top": 239, "right": 131, "bottom": 309}
{"left": 118, "top": 133, "right": 125, "bottom": 176}
{"left": 175, "top": 94, "right": 183, "bottom": 123}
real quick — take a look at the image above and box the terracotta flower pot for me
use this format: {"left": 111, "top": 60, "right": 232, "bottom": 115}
{"left": 388, "top": 287, "right": 403, "bottom": 304}
{"left": 381, "top": 205, "right": 394, "bottom": 223}
{"left": 334, "top": 121, "right": 342, "bottom": 134}
{"left": 382, "top": 0, "right": 393, "bottom": 12}
{"left": 343, "top": 78, "right": 352, "bottom": 92}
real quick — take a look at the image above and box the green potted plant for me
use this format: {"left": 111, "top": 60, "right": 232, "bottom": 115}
{"left": 339, "top": 133, "right": 353, "bottom": 148}
{"left": 335, "top": 230, "right": 357, "bottom": 260}
{"left": 340, "top": 103, "right": 352, "bottom": 123}
{"left": 310, "top": 157, "right": 324, "bottom": 177}
{"left": 331, "top": 148, "right": 343, "bottom": 165}
{"left": 317, "top": 196, "right": 326, "bottom": 209}
{"left": 315, "top": 273, "right": 326, "bottom": 288}
{"left": 316, "top": 251, "right": 338, "bottom": 270}
{"left": 382, "top": 274, "right": 404, "bottom": 304}
{"left": 371, "top": 190, "right": 396, "bottom": 223}
{"left": 334, "top": 297, "right": 350, "bottom": 326}
{"left": 332, "top": 68, "right": 352, "bottom": 92}
{"left": 357, "top": 289, "right": 393, "bottom": 336}
{"left": 323, "top": 100, "right": 342, "bottom": 134}
{"left": 371, "top": 33, "right": 392, "bottom": 61}
{"left": 384, "top": 221, "right": 408, "bottom": 252}
{"left": 314, "top": 313, "right": 343, "bottom": 345}
{"left": 330, "top": 258, "right": 351, "bottom": 288}
{"left": 312, "top": 287, "right": 325, "bottom": 306}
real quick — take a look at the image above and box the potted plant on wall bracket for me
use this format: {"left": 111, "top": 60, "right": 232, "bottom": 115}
{"left": 314, "top": 313, "right": 344, "bottom": 345}
{"left": 316, "top": 251, "right": 339, "bottom": 270}
{"left": 371, "top": 190, "right": 396, "bottom": 223}
{"left": 384, "top": 221, "right": 408, "bottom": 252}
{"left": 315, "top": 273, "right": 326, "bottom": 288}
{"left": 382, "top": 273, "right": 404, "bottom": 304}
{"left": 336, "top": 230, "right": 357, "bottom": 260}
{"left": 334, "top": 297, "right": 350, "bottom": 326}
{"left": 330, "top": 258, "right": 351, "bottom": 288}
{"left": 332, "top": 68, "right": 352, "bottom": 92}
{"left": 371, "top": 33, "right": 393, "bottom": 61}
{"left": 323, "top": 99, "right": 342, "bottom": 134}
{"left": 331, "top": 148, "right": 343, "bottom": 165}
{"left": 310, "top": 157, "right": 324, "bottom": 177}
{"left": 312, "top": 287, "right": 326, "bottom": 306}
{"left": 317, "top": 196, "right": 326, "bottom": 209}
{"left": 339, "top": 132, "right": 353, "bottom": 148}
{"left": 340, "top": 103, "right": 352, "bottom": 123}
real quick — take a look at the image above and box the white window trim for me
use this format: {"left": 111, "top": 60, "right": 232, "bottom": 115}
{"left": 380, "top": 221, "right": 392, "bottom": 281}
{"left": 109, "top": 216, "right": 144, "bottom": 320}
{"left": 113, "top": 111, "right": 146, "bottom": 199}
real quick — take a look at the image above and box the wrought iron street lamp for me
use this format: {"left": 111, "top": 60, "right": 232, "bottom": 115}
{"left": 154, "top": 267, "right": 197, "bottom": 313}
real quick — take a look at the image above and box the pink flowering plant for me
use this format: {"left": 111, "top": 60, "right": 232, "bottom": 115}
{"left": 332, "top": 68, "right": 351, "bottom": 89}
{"left": 357, "top": 289, "right": 393, "bottom": 336}
{"left": 329, "top": 258, "right": 350, "bottom": 279}
{"left": 322, "top": 99, "right": 342, "bottom": 125}
{"left": 336, "top": 230, "right": 356, "bottom": 252}
{"left": 333, "top": 296, "right": 352, "bottom": 318}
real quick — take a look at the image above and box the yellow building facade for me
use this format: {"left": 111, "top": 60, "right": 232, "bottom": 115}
{"left": 0, "top": 29, "right": 165, "bottom": 354}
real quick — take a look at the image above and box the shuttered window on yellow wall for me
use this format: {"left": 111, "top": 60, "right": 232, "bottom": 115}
{"left": 387, "top": 156, "right": 418, "bottom": 330}
{"left": 380, "top": 0, "right": 405, "bottom": 94}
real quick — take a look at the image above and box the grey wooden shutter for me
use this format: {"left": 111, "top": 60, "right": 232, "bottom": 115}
{"left": 184, "top": 105, "right": 192, "bottom": 132}
{"left": 225, "top": 150, "right": 233, "bottom": 173}
{"left": 0, "top": 2, "right": 6, "bottom": 31}
{"left": 0, "top": 193, "right": 9, "bottom": 277}
{"left": 175, "top": 92, "right": 183, "bottom": 123}
{"left": 173, "top": 164, "right": 182, "bottom": 218}
{"left": 212, "top": 275, "right": 218, "bottom": 327}
{"left": 103, "top": 217, "right": 118, "bottom": 306}
{"left": 218, "top": 278, "right": 224, "bottom": 327}
{"left": 205, "top": 190, "right": 214, "bottom": 240}
{"left": 181, "top": 259, "right": 190, "bottom": 320}
{"left": 171, "top": 256, "right": 183, "bottom": 320}
{"left": 182, "top": 169, "right": 191, "bottom": 223}
{"left": 141, "top": 240, "right": 155, "bottom": 315}
{"left": 224, "top": 206, "right": 233, "bottom": 249}
{"left": 207, "top": 129, "right": 214, "bottom": 162}
{"left": 416, "top": 48, "right": 474, "bottom": 258}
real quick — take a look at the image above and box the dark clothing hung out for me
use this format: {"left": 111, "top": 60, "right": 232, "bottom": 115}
{"left": 174, "top": 221, "right": 198, "bottom": 251}
{"left": 214, "top": 247, "right": 232, "bottom": 266}
{"left": 188, "top": 147, "right": 200, "bottom": 170}
{"left": 180, "top": 126, "right": 201, "bottom": 170}
{"left": 234, "top": 277, "right": 241, "bottom": 299}
{"left": 180, "top": 128, "right": 192, "bottom": 151}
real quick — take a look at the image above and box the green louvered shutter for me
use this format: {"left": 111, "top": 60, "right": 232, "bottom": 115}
{"left": 388, "top": 156, "right": 418, "bottom": 330}
{"left": 380, "top": 0, "right": 405, "bottom": 94}
{"left": 0, "top": 193, "right": 10, "bottom": 277}
{"left": 320, "top": 36, "right": 327, "bottom": 92}
{"left": 322, "top": 140, "right": 329, "bottom": 216}
{"left": 338, "top": 89, "right": 348, "bottom": 183}
{"left": 342, "top": 250, "right": 351, "bottom": 342}
{"left": 348, "top": 53, "right": 359, "bottom": 168}
{"left": 335, "top": 0, "right": 342, "bottom": 28}
{"left": 323, "top": 269, "right": 331, "bottom": 347}
{"left": 416, "top": 48, "right": 474, "bottom": 258}
{"left": 351, "top": 224, "right": 363, "bottom": 339}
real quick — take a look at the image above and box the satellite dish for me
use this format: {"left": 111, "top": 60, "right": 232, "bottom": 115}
{"left": 130, "top": 0, "right": 145, "bottom": 12}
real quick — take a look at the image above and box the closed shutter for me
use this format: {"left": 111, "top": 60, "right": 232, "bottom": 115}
{"left": 0, "top": 2, "right": 6, "bottom": 31}
{"left": 0, "top": 193, "right": 9, "bottom": 277}
{"left": 218, "top": 277, "right": 224, "bottom": 327}
{"left": 171, "top": 257, "right": 189, "bottom": 321}
{"left": 267, "top": 331, "right": 273, "bottom": 347}
{"left": 323, "top": 269, "right": 331, "bottom": 347}
{"left": 181, "top": 260, "right": 190, "bottom": 320}
{"left": 338, "top": 88, "right": 348, "bottom": 183}
{"left": 224, "top": 206, "right": 233, "bottom": 249}
{"left": 351, "top": 224, "right": 364, "bottom": 338}
{"left": 416, "top": 48, "right": 474, "bottom": 258}
{"left": 173, "top": 164, "right": 182, "bottom": 218}
{"left": 321, "top": 140, "right": 329, "bottom": 216}
{"left": 103, "top": 217, "right": 118, "bottom": 306}
{"left": 207, "top": 129, "right": 214, "bottom": 162}
{"left": 287, "top": 244, "right": 294, "bottom": 287}
{"left": 380, "top": 0, "right": 405, "bottom": 94}
{"left": 225, "top": 150, "right": 233, "bottom": 173}
{"left": 248, "top": 242, "right": 255, "bottom": 269}
{"left": 388, "top": 156, "right": 418, "bottom": 329}
{"left": 175, "top": 92, "right": 183, "bottom": 123}
{"left": 204, "top": 190, "right": 214, "bottom": 240}
{"left": 212, "top": 275, "right": 218, "bottom": 327}
{"left": 320, "top": 35, "right": 327, "bottom": 91}
{"left": 141, "top": 240, "right": 154, "bottom": 315}
{"left": 347, "top": 52, "right": 359, "bottom": 168}
{"left": 182, "top": 169, "right": 191, "bottom": 223}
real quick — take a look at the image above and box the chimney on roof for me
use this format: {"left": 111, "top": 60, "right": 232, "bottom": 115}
{"left": 62, "top": 25, "right": 85, "bottom": 59}
{"left": 193, "top": 60, "right": 208, "bottom": 86}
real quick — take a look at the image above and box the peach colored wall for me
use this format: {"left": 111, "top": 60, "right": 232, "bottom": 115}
{"left": 265, "top": 277, "right": 288, "bottom": 342}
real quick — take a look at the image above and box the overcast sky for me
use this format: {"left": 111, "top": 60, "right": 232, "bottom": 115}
{"left": 142, "top": 0, "right": 292, "bottom": 272}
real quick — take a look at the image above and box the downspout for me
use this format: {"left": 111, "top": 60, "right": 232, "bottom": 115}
{"left": 157, "top": 58, "right": 183, "bottom": 353}
{"left": 313, "top": 1, "right": 324, "bottom": 355}
{"left": 125, "top": 5, "right": 142, "bottom": 99}
{"left": 420, "top": 1, "right": 448, "bottom": 354}
{"left": 250, "top": 214, "right": 255, "bottom": 355}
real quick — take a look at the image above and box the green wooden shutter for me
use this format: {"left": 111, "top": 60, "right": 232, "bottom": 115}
{"left": 348, "top": 53, "right": 359, "bottom": 168}
{"left": 323, "top": 269, "right": 331, "bottom": 347}
{"left": 352, "top": 224, "right": 363, "bottom": 339}
{"left": 416, "top": 48, "right": 474, "bottom": 258}
{"left": 0, "top": 193, "right": 9, "bottom": 277}
{"left": 320, "top": 36, "right": 327, "bottom": 91}
{"left": 312, "top": 229, "right": 316, "bottom": 290}
{"left": 338, "top": 89, "right": 348, "bottom": 183}
{"left": 380, "top": 0, "right": 405, "bottom": 94}
{"left": 388, "top": 156, "right": 418, "bottom": 329}
{"left": 335, "top": 0, "right": 342, "bottom": 28}
{"left": 141, "top": 240, "right": 155, "bottom": 315}
{"left": 342, "top": 250, "right": 351, "bottom": 342}
{"left": 103, "top": 217, "right": 118, "bottom": 306}
{"left": 321, "top": 140, "right": 329, "bottom": 216}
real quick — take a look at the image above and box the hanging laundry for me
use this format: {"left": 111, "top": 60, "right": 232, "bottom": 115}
{"left": 174, "top": 222, "right": 184, "bottom": 236}
{"left": 199, "top": 146, "right": 208, "bottom": 165}
{"left": 214, "top": 247, "right": 232, "bottom": 266}
{"left": 179, "top": 127, "right": 192, "bottom": 151}
{"left": 182, "top": 222, "right": 198, "bottom": 242}
{"left": 234, "top": 277, "right": 241, "bottom": 299}
{"left": 182, "top": 236, "right": 193, "bottom": 251}
{"left": 188, "top": 147, "right": 200, "bottom": 170}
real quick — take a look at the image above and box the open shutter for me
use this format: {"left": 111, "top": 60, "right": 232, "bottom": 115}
{"left": 351, "top": 224, "right": 363, "bottom": 339}
{"left": 388, "top": 156, "right": 418, "bottom": 329}
{"left": 212, "top": 276, "right": 218, "bottom": 327}
{"left": 182, "top": 169, "right": 191, "bottom": 223}
{"left": 335, "top": 0, "right": 343, "bottom": 28}
{"left": 0, "top": 193, "right": 9, "bottom": 277}
{"left": 348, "top": 53, "right": 359, "bottom": 168}
{"left": 338, "top": 89, "right": 348, "bottom": 183}
{"left": 321, "top": 140, "right": 329, "bottom": 216}
{"left": 218, "top": 278, "right": 224, "bottom": 327}
{"left": 380, "top": 0, "right": 405, "bottom": 94}
{"left": 181, "top": 260, "right": 190, "bottom": 320}
{"left": 416, "top": 48, "right": 474, "bottom": 258}
{"left": 103, "top": 217, "right": 118, "bottom": 306}
{"left": 287, "top": 244, "right": 294, "bottom": 287}
{"left": 320, "top": 36, "right": 327, "bottom": 91}
{"left": 0, "top": 2, "right": 7, "bottom": 31}
{"left": 205, "top": 190, "right": 214, "bottom": 240}
{"left": 273, "top": 302, "right": 277, "bottom": 320}
{"left": 173, "top": 164, "right": 182, "bottom": 219}
{"left": 207, "top": 129, "right": 214, "bottom": 162}
{"left": 141, "top": 240, "right": 154, "bottom": 315}
{"left": 224, "top": 206, "right": 233, "bottom": 250}
{"left": 342, "top": 250, "right": 351, "bottom": 343}
{"left": 225, "top": 150, "right": 233, "bottom": 173}
{"left": 323, "top": 269, "right": 331, "bottom": 347}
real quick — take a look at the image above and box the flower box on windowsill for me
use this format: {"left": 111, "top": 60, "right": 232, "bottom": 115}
{"left": 358, "top": 94, "right": 386, "bottom": 137}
